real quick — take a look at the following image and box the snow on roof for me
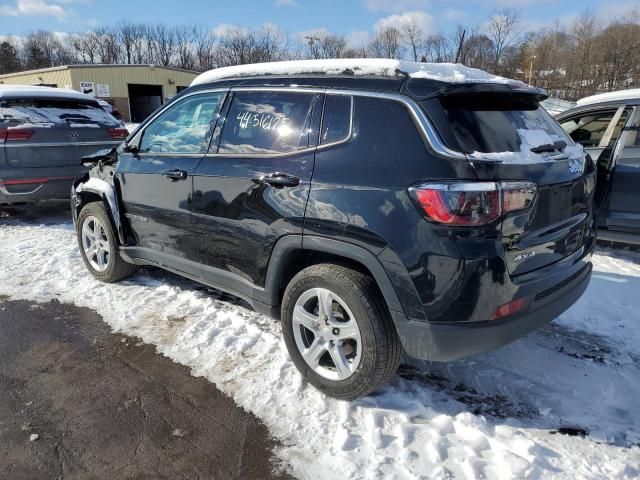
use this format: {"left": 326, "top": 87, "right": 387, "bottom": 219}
{"left": 0, "top": 84, "right": 96, "bottom": 102}
{"left": 191, "top": 58, "right": 509, "bottom": 86}
{"left": 577, "top": 89, "right": 640, "bottom": 107}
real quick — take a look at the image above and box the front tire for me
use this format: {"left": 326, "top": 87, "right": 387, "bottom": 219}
{"left": 76, "top": 202, "right": 137, "bottom": 283}
{"left": 281, "top": 263, "right": 402, "bottom": 400}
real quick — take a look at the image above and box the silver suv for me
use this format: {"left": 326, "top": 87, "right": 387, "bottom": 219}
{"left": 0, "top": 85, "right": 126, "bottom": 205}
{"left": 557, "top": 89, "right": 640, "bottom": 245}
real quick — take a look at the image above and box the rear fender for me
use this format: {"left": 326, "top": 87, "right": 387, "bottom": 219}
{"left": 72, "top": 176, "right": 125, "bottom": 245}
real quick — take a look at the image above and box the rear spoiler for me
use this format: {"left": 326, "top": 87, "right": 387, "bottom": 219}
{"left": 404, "top": 78, "right": 548, "bottom": 102}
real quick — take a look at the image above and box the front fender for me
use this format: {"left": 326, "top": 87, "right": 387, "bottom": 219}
{"left": 72, "top": 176, "right": 125, "bottom": 245}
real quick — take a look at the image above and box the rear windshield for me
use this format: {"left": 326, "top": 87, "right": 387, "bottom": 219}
{"left": 0, "top": 98, "right": 120, "bottom": 127}
{"left": 423, "top": 94, "right": 571, "bottom": 154}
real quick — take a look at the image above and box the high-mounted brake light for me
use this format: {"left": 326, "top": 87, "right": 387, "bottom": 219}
{"left": 410, "top": 181, "right": 536, "bottom": 226}
{"left": 107, "top": 128, "right": 128, "bottom": 140}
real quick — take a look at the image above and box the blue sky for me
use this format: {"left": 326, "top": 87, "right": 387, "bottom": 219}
{"left": 0, "top": 0, "right": 636, "bottom": 43}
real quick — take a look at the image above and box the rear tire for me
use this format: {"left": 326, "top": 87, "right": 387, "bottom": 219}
{"left": 76, "top": 202, "right": 137, "bottom": 283}
{"left": 281, "top": 263, "right": 402, "bottom": 400}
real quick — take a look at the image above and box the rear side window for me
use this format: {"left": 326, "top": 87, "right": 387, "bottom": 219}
{"left": 320, "top": 94, "right": 352, "bottom": 145}
{"left": 423, "top": 94, "right": 571, "bottom": 154}
{"left": 218, "top": 91, "right": 315, "bottom": 155}
{"left": 559, "top": 109, "right": 630, "bottom": 148}
{"left": 0, "top": 98, "right": 120, "bottom": 127}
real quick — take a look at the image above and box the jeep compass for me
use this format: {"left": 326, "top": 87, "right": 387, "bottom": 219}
{"left": 72, "top": 59, "right": 595, "bottom": 399}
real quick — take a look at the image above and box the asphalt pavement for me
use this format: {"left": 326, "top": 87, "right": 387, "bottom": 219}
{"left": 0, "top": 296, "right": 289, "bottom": 480}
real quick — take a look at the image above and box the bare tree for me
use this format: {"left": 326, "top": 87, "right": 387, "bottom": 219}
{"left": 255, "top": 23, "right": 288, "bottom": 62}
{"left": 486, "top": 8, "right": 521, "bottom": 71}
{"left": 118, "top": 22, "right": 144, "bottom": 64}
{"left": 423, "top": 33, "right": 453, "bottom": 63}
{"left": 368, "top": 26, "right": 404, "bottom": 59}
{"left": 304, "top": 31, "right": 347, "bottom": 59}
{"left": 21, "top": 31, "right": 70, "bottom": 69}
{"left": 402, "top": 17, "right": 425, "bottom": 62}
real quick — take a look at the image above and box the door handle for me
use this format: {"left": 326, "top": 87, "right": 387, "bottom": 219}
{"left": 162, "top": 169, "right": 188, "bottom": 181}
{"left": 252, "top": 172, "right": 300, "bottom": 188}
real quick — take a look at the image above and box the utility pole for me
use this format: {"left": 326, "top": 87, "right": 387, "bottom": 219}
{"left": 305, "top": 35, "right": 319, "bottom": 59}
{"left": 528, "top": 55, "right": 537, "bottom": 85}
{"left": 454, "top": 30, "right": 466, "bottom": 64}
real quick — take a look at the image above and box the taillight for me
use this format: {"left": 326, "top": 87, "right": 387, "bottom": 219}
{"left": 5, "top": 127, "right": 34, "bottom": 141}
{"left": 410, "top": 181, "right": 536, "bottom": 226}
{"left": 501, "top": 181, "right": 537, "bottom": 212}
{"left": 107, "top": 128, "right": 128, "bottom": 140}
{"left": 0, "top": 128, "right": 6, "bottom": 141}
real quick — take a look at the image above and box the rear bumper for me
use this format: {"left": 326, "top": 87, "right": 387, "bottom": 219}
{"left": 0, "top": 175, "right": 78, "bottom": 204}
{"left": 394, "top": 247, "right": 593, "bottom": 362}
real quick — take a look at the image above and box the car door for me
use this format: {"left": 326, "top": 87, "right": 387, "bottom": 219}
{"left": 606, "top": 106, "right": 640, "bottom": 234}
{"left": 191, "top": 89, "right": 322, "bottom": 290}
{"left": 558, "top": 106, "right": 632, "bottom": 215}
{"left": 117, "top": 90, "right": 227, "bottom": 276}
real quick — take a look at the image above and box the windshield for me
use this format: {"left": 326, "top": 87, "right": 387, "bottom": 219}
{"left": 423, "top": 93, "right": 572, "bottom": 155}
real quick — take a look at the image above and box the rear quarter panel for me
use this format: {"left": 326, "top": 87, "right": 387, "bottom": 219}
{"left": 304, "top": 95, "right": 476, "bottom": 252}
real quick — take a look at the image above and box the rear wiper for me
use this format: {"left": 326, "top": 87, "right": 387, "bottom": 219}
{"left": 530, "top": 140, "right": 567, "bottom": 154}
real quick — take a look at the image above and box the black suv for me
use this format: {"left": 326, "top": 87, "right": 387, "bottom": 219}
{"left": 72, "top": 60, "right": 595, "bottom": 399}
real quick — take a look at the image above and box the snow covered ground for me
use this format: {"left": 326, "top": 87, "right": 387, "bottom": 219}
{"left": 0, "top": 210, "right": 639, "bottom": 479}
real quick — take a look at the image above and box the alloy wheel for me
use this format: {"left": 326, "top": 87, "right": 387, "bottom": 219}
{"left": 292, "top": 288, "right": 362, "bottom": 381}
{"left": 81, "top": 215, "right": 111, "bottom": 272}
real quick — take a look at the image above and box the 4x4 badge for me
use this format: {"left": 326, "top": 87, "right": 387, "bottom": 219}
{"left": 568, "top": 158, "right": 583, "bottom": 175}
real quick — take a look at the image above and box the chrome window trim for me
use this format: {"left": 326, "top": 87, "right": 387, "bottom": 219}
{"left": 226, "top": 86, "right": 465, "bottom": 159}
{"left": 130, "top": 84, "right": 466, "bottom": 160}
{"left": 319, "top": 93, "right": 354, "bottom": 147}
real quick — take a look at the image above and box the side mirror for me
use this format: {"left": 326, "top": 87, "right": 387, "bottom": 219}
{"left": 122, "top": 142, "right": 140, "bottom": 155}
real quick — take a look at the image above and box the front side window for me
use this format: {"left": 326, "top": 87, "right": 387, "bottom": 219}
{"left": 139, "top": 92, "right": 224, "bottom": 154}
{"left": 559, "top": 109, "right": 630, "bottom": 148}
{"left": 218, "top": 91, "right": 315, "bottom": 155}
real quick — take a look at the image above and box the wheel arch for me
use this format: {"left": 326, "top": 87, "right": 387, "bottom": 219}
{"left": 72, "top": 176, "right": 126, "bottom": 245}
{"left": 264, "top": 235, "right": 407, "bottom": 324}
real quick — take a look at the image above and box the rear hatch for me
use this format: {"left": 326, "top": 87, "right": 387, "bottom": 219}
{"left": 0, "top": 96, "right": 125, "bottom": 168}
{"left": 421, "top": 90, "right": 595, "bottom": 276}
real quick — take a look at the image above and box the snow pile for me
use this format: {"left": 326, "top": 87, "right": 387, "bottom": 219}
{"left": 0, "top": 215, "right": 639, "bottom": 479}
{"left": 191, "top": 58, "right": 509, "bottom": 86}
{"left": 469, "top": 129, "right": 584, "bottom": 164}
{"left": 0, "top": 84, "right": 95, "bottom": 102}
{"left": 577, "top": 89, "right": 640, "bottom": 107}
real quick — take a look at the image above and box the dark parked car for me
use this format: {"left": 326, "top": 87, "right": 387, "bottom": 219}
{"left": 557, "top": 90, "right": 640, "bottom": 245}
{"left": 72, "top": 59, "right": 595, "bottom": 399}
{"left": 0, "top": 85, "right": 126, "bottom": 205}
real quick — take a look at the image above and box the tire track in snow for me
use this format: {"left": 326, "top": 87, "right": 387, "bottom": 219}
{"left": 1, "top": 217, "right": 639, "bottom": 479}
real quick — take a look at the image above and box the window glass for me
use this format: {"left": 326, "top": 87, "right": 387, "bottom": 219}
{"left": 139, "top": 92, "right": 224, "bottom": 154}
{"left": 0, "top": 98, "right": 120, "bottom": 126}
{"left": 218, "top": 91, "right": 314, "bottom": 154}
{"left": 559, "top": 109, "right": 629, "bottom": 148}
{"left": 321, "top": 95, "right": 352, "bottom": 145}
{"left": 425, "top": 93, "right": 571, "bottom": 154}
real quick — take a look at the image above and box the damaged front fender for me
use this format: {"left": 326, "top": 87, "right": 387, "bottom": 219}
{"left": 72, "top": 175, "right": 126, "bottom": 245}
